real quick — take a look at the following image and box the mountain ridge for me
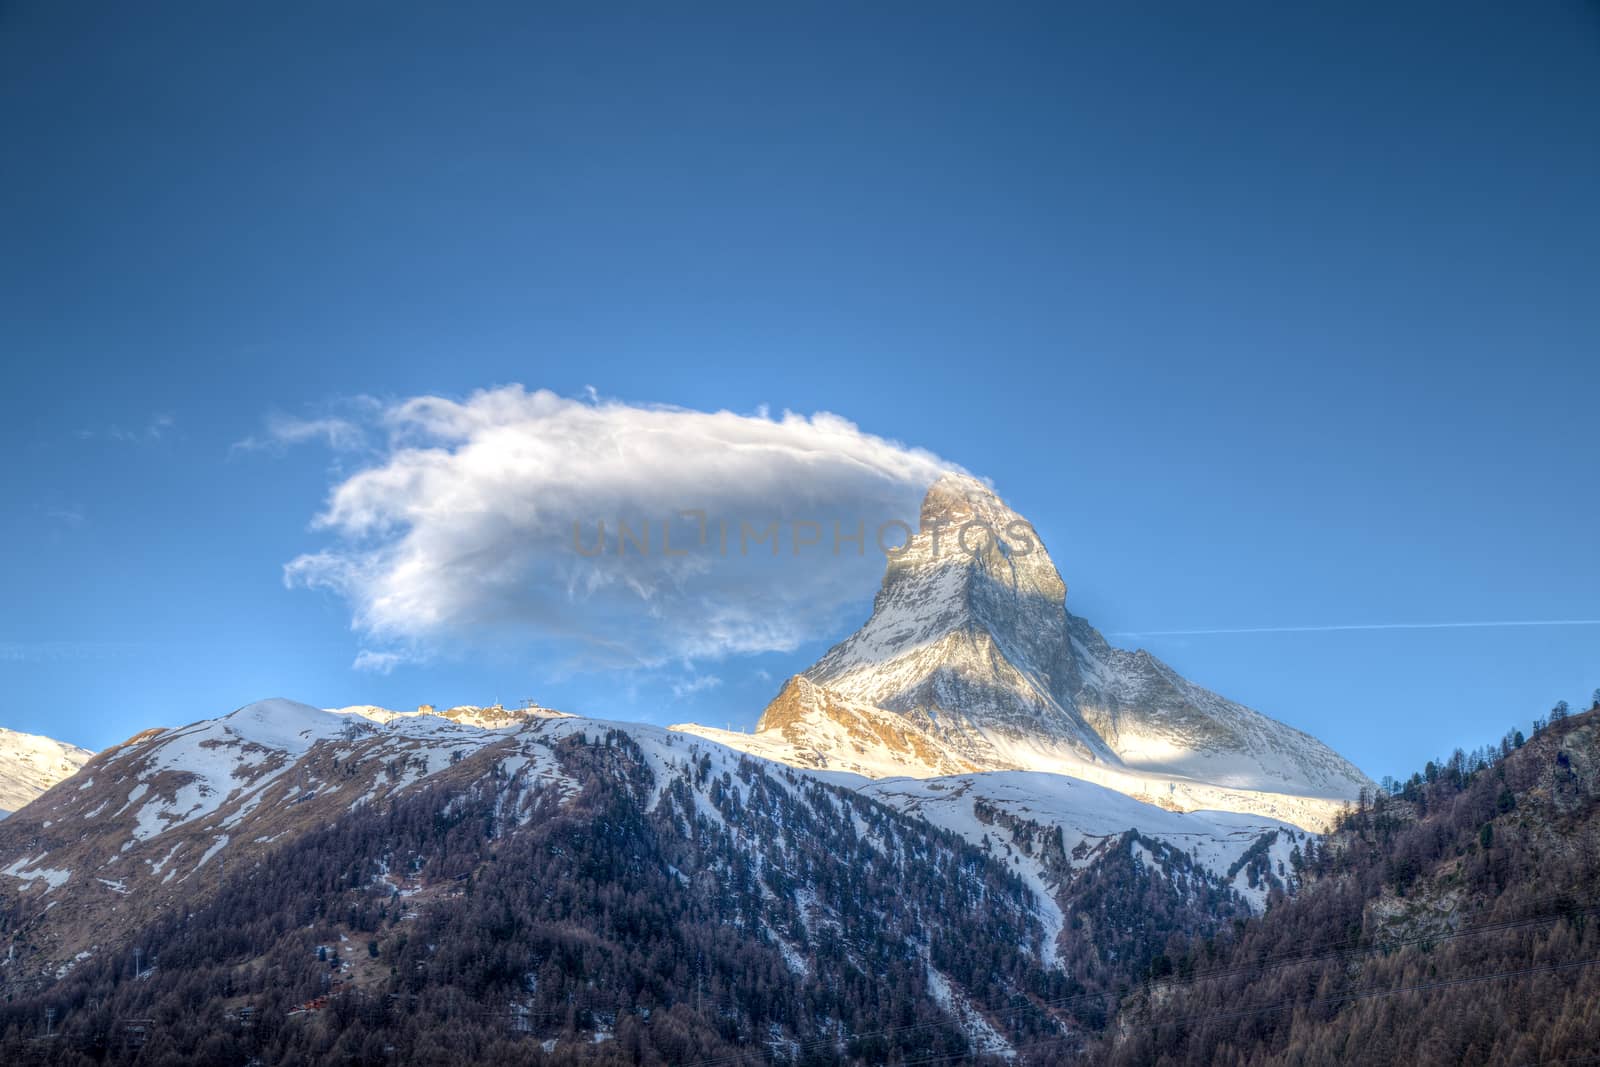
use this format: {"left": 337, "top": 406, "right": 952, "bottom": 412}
{"left": 0, "top": 696, "right": 1270, "bottom": 1057}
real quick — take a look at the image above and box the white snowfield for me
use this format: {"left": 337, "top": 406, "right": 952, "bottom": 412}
{"left": 856, "top": 772, "right": 1304, "bottom": 917}
{"left": 676, "top": 474, "right": 1372, "bottom": 832}
{"left": 0, "top": 726, "right": 94, "bottom": 816}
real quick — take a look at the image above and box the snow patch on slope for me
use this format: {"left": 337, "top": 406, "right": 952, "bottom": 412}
{"left": 858, "top": 770, "right": 1305, "bottom": 924}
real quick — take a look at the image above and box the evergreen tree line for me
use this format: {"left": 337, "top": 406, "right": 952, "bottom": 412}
{"left": 1097, "top": 699, "right": 1600, "bottom": 1066}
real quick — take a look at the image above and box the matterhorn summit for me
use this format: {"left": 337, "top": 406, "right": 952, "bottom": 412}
{"left": 799, "top": 473, "right": 1114, "bottom": 762}
{"left": 681, "top": 474, "right": 1372, "bottom": 829}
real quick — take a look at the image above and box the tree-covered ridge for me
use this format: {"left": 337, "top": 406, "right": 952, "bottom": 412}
{"left": 968, "top": 797, "right": 1263, "bottom": 1007}
{"left": 1100, "top": 701, "right": 1600, "bottom": 1066}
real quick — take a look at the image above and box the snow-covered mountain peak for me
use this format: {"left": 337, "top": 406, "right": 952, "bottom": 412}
{"left": 805, "top": 476, "right": 1108, "bottom": 762}
{"left": 221, "top": 699, "right": 351, "bottom": 752}
{"left": 918, "top": 471, "right": 1023, "bottom": 527}
{"left": 0, "top": 727, "right": 94, "bottom": 817}
{"left": 888, "top": 473, "right": 1064, "bottom": 607}
{"left": 686, "top": 476, "right": 1373, "bottom": 829}
{"left": 331, "top": 702, "right": 574, "bottom": 729}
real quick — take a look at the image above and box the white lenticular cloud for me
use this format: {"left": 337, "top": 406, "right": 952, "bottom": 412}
{"left": 284, "top": 386, "right": 961, "bottom": 670}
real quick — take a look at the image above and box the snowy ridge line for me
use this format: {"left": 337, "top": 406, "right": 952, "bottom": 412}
{"left": 3, "top": 691, "right": 1326, "bottom": 1058}
{"left": 1, "top": 697, "right": 1306, "bottom": 943}
{"left": 5, "top": 690, "right": 1307, "bottom": 1008}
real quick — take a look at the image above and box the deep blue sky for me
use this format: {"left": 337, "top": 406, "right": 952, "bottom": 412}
{"left": 4, "top": 2, "right": 1597, "bottom": 780}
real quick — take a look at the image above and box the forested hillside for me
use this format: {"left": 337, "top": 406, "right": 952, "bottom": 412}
{"left": 0, "top": 729, "right": 1072, "bottom": 1065}
{"left": 1100, "top": 702, "right": 1600, "bottom": 1066}
{"left": 5, "top": 698, "right": 1594, "bottom": 1065}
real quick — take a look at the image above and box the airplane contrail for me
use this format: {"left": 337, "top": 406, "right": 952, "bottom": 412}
{"left": 1109, "top": 619, "right": 1600, "bottom": 638}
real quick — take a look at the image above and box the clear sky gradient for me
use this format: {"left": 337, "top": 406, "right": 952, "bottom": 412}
{"left": 4, "top": 2, "right": 1597, "bottom": 780}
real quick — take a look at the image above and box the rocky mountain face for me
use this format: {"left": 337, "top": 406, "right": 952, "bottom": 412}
{"left": 796, "top": 474, "right": 1111, "bottom": 762}
{"left": 717, "top": 675, "right": 983, "bottom": 779}
{"left": 680, "top": 474, "right": 1372, "bottom": 830}
{"left": 0, "top": 726, "right": 93, "bottom": 817}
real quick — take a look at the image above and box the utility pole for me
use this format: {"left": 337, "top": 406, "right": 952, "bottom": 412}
{"left": 44, "top": 1007, "right": 55, "bottom": 1037}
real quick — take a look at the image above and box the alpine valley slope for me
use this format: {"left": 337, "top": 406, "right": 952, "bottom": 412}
{"left": 676, "top": 474, "right": 1373, "bottom": 831}
{"left": 0, "top": 726, "right": 93, "bottom": 817}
